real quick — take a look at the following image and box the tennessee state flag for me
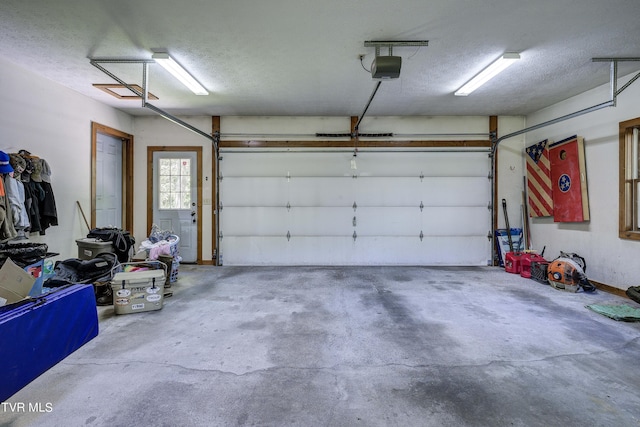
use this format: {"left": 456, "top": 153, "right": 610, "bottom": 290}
{"left": 549, "top": 135, "right": 590, "bottom": 222}
{"left": 526, "top": 139, "right": 553, "bottom": 217}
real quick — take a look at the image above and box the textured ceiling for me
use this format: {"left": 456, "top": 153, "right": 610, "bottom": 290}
{"left": 1, "top": 0, "right": 639, "bottom": 120}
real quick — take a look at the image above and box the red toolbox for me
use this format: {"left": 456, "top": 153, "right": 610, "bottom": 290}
{"left": 504, "top": 252, "right": 523, "bottom": 274}
{"left": 520, "top": 253, "right": 547, "bottom": 278}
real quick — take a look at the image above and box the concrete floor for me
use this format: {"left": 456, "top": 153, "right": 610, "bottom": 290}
{"left": 2, "top": 265, "right": 640, "bottom": 426}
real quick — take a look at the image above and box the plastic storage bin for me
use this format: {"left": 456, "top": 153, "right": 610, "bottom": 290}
{"left": 76, "top": 238, "right": 114, "bottom": 260}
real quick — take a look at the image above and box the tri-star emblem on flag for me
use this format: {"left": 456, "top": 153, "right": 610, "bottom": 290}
{"left": 558, "top": 174, "right": 571, "bottom": 192}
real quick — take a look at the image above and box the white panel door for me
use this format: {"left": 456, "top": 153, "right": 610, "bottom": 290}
{"left": 95, "top": 133, "right": 122, "bottom": 228}
{"left": 219, "top": 150, "right": 490, "bottom": 266}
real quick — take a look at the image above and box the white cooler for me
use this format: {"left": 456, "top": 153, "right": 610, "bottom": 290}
{"left": 111, "top": 269, "right": 165, "bottom": 314}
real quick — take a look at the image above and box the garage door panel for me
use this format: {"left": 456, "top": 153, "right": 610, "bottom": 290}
{"left": 354, "top": 152, "right": 488, "bottom": 176}
{"left": 221, "top": 236, "right": 490, "bottom": 265}
{"left": 221, "top": 152, "right": 356, "bottom": 177}
{"left": 413, "top": 236, "right": 490, "bottom": 265}
{"left": 356, "top": 207, "right": 421, "bottom": 236}
{"left": 222, "top": 178, "right": 288, "bottom": 206}
{"left": 421, "top": 207, "right": 489, "bottom": 236}
{"left": 221, "top": 207, "right": 288, "bottom": 235}
{"left": 351, "top": 237, "right": 488, "bottom": 265}
{"left": 289, "top": 178, "right": 354, "bottom": 206}
{"left": 420, "top": 178, "right": 489, "bottom": 206}
{"left": 289, "top": 207, "right": 354, "bottom": 235}
{"left": 222, "top": 237, "right": 290, "bottom": 265}
{"left": 288, "top": 237, "right": 356, "bottom": 264}
{"left": 353, "top": 178, "right": 421, "bottom": 206}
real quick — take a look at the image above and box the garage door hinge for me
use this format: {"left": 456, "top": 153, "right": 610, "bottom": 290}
{"left": 286, "top": 202, "right": 291, "bottom": 211}
{"left": 487, "top": 203, "right": 492, "bottom": 210}
{"left": 486, "top": 231, "right": 492, "bottom": 240}
{"left": 286, "top": 171, "right": 291, "bottom": 182}
{"left": 219, "top": 175, "right": 224, "bottom": 181}
{"left": 219, "top": 232, "right": 224, "bottom": 240}
{"left": 353, "top": 202, "right": 358, "bottom": 211}
{"left": 353, "top": 216, "right": 357, "bottom": 227}
{"left": 487, "top": 173, "right": 492, "bottom": 180}
{"left": 419, "top": 172, "right": 424, "bottom": 182}
{"left": 219, "top": 202, "right": 223, "bottom": 211}
{"left": 287, "top": 231, "right": 291, "bottom": 241}
{"left": 352, "top": 231, "right": 357, "bottom": 242}
{"left": 419, "top": 201, "right": 424, "bottom": 212}
{"left": 420, "top": 231, "right": 424, "bottom": 241}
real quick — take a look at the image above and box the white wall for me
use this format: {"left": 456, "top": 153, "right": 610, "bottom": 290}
{"left": 525, "top": 71, "right": 640, "bottom": 289}
{"left": 496, "top": 116, "right": 527, "bottom": 230}
{"left": 0, "top": 57, "right": 133, "bottom": 261}
{"left": 132, "top": 115, "right": 214, "bottom": 261}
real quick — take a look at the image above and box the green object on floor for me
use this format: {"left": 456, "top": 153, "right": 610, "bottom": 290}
{"left": 586, "top": 304, "right": 640, "bottom": 322}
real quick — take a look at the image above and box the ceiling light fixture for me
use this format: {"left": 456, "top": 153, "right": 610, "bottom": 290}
{"left": 454, "top": 52, "right": 520, "bottom": 96}
{"left": 152, "top": 53, "right": 209, "bottom": 95}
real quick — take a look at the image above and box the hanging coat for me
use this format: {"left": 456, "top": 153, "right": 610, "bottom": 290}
{"left": 5, "top": 175, "right": 30, "bottom": 228}
{"left": 0, "top": 176, "right": 17, "bottom": 241}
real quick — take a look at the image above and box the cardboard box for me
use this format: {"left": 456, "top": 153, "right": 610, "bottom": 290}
{"left": 24, "top": 259, "right": 44, "bottom": 297}
{"left": 0, "top": 258, "right": 37, "bottom": 307}
{"left": 111, "top": 269, "right": 165, "bottom": 314}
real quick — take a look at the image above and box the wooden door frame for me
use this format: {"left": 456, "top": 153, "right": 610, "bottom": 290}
{"left": 91, "top": 122, "right": 134, "bottom": 232}
{"left": 147, "top": 146, "right": 203, "bottom": 264}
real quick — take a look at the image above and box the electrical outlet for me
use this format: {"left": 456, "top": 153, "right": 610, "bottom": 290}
{"left": 203, "top": 198, "right": 212, "bottom": 205}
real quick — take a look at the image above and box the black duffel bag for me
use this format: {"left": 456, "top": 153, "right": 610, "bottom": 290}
{"left": 44, "top": 252, "right": 118, "bottom": 288}
{"left": 87, "top": 227, "right": 135, "bottom": 263}
{"left": 0, "top": 242, "right": 48, "bottom": 268}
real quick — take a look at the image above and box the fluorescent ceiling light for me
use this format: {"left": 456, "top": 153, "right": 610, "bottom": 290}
{"left": 454, "top": 53, "right": 520, "bottom": 96}
{"left": 152, "top": 53, "right": 209, "bottom": 95}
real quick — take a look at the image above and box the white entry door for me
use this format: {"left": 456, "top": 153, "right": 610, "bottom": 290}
{"left": 95, "top": 133, "right": 122, "bottom": 228}
{"left": 152, "top": 151, "right": 198, "bottom": 263}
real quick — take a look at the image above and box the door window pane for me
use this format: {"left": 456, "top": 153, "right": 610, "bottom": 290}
{"left": 159, "top": 158, "right": 191, "bottom": 209}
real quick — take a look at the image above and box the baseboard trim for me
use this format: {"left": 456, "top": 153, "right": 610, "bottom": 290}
{"left": 589, "top": 280, "right": 628, "bottom": 298}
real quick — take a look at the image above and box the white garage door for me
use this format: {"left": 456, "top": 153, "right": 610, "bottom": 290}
{"left": 219, "top": 149, "right": 491, "bottom": 265}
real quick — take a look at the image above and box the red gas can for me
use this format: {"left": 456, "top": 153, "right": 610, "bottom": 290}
{"left": 504, "top": 252, "right": 523, "bottom": 274}
{"left": 520, "top": 253, "right": 547, "bottom": 278}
